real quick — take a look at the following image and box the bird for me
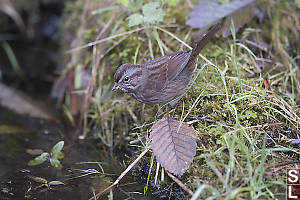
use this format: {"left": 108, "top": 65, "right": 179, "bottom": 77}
{"left": 112, "top": 23, "right": 221, "bottom": 108}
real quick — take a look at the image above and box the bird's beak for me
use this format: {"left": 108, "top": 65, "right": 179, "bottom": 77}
{"left": 112, "top": 83, "right": 119, "bottom": 91}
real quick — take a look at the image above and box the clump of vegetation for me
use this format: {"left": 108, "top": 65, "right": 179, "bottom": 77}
{"left": 59, "top": 0, "right": 299, "bottom": 199}
{"left": 28, "top": 141, "right": 64, "bottom": 170}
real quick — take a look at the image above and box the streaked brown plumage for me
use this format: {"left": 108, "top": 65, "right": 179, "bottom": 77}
{"left": 113, "top": 23, "right": 221, "bottom": 107}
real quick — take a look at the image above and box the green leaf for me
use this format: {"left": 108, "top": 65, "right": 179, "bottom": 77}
{"left": 50, "top": 158, "right": 62, "bottom": 170}
{"left": 40, "top": 152, "right": 50, "bottom": 159}
{"left": 51, "top": 141, "right": 64, "bottom": 155}
{"left": 118, "top": 0, "right": 129, "bottom": 7}
{"left": 127, "top": 0, "right": 143, "bottom": 11}
{"left": 142, "top": 2, "right": 164, "bottom": 25}
{"left": 168, "top": 0, "right": 179, "bottom": 6}
{"left": 128, "top": 13, "right": 144, "bottom": 27}
{"left": 54, "top": 151, "right": 64, "bottom": 160}
{"left": 48, "top": 181, "right": 64, "bottom": 186}
{"left": 28, "top": 159, "right": 45, "bottom": 166}
{"left": 28, "top": 153, "right": 49, "bottom": 166}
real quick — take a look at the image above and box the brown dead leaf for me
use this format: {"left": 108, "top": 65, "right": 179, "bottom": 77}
{"left": 27, "top": 175, "right": 47, "bottom": 184}
{"left": 0, "top": 82, "right": 58, "bottom": 121}
{"left": 186, "top": 0, "right": 263, "bottom": 37}
{"left": 150, "top": 117, "right": 196, "bottom": 177}
{"left": 26, "top": 149, "right": 44, "bottom": 155}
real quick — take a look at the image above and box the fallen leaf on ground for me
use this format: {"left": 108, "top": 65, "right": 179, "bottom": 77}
{"left": 150, "top": 117, "right": 196, "bottom": 176}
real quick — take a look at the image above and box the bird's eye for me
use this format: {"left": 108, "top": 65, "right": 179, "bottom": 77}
{"left": 124, "top": 76, "right": 130, "bottom": 82}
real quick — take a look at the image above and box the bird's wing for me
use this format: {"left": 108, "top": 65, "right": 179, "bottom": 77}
{"left": 143, "top": 51, "right": 192, "bottom": 91}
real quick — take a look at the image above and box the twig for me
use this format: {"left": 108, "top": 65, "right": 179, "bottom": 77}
{"left": 244, "top": 40, "right": 268, "bottom": 52}
{"left": 156, "top": 26, "right": 192, "bottom": 49}
{"left": 67, "top": 27, "right": 145, "bottom": 53}
{"left": 89, "top": 148, "right": 149, "bottom": 200}
{"left": 167, "top": 172, "right": 194, "bottom": 196}
{"left": 100, "top": 34, "right": 129, "bottom": 59}
{"left": 180, "top": 28, "right": 192, "bottom": 51}
{"left": 79, "top": 45, "right": 99, "bottom": 140}
{"left": 79, "top": 14, "right": 117, "bottom": 139}
{"left": 266, "top": 160, "right": 300, "bottom": 169}
{"left": 155, "top": 26, "right": 215, "bottom": 66}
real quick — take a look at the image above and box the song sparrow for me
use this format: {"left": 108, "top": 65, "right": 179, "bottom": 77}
{"left": 112, "top": 23, "right": 221, "bottom": 107}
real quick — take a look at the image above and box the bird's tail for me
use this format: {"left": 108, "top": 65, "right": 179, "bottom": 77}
{"left": 191, "top": 22, "right": 221, "bottom": 57}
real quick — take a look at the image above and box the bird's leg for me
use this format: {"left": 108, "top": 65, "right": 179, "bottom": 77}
{"left": 169, "top": 99, "right": 180, "bottom": 118}
{"left": 169, "top": 98, "right": 180, "bottom": 109}
{"left": 157, "top": 107, "right": 171, "bottom": 118}
{"left": 157, "top": 99, "right": 180, "bottom": 118}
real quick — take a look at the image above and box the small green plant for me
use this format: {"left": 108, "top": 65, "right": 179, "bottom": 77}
{"left": 28, "top": 175, "right": 64, "bottom": 191}
{"left": 117, "top": 0, "right": 143, "bottom": 11}
{"left": 123, "top": 1, "right": 169, "bottom": 59}
{"left": 35, "top": 179, "right": 64, "bottom": 191}
{"left": 127, "top": 2, "right": 164, "bottom": 27}
{"left": 28, "top": 141, "right": 65, "bottom": 170}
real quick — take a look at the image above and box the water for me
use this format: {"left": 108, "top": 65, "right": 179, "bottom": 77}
{"left": 0, "top": 107, "right": 168, "bottom": 200}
